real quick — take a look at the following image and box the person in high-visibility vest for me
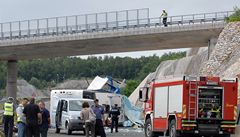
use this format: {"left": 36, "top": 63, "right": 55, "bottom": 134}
{"left": 161, "top": 10, "right": 168, "bottom": 27}
{"left": 3, "top": 97, "right": 15, "bottom": 137}
{"left": 16, "top": 98, "right": 29, "bottom": 137}
{"left": 211, "top": 105, "right": 221, "bottom": 118}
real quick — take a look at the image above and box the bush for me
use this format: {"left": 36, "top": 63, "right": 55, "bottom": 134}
{"left": 226, "top": 7, "right": 240, "bottom": 22}
{"left": 122, "top": 80, "right": 140, "bottom": 97}
{"left": 29, "top": 77, "right": 47, "bottom": 89}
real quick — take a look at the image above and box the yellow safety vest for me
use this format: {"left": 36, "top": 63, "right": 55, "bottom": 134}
{"left": 17, "top": 105, "right": 24, "bottom": 122}
{"left": 211, "top": 108, "right": 220, "bottom": 113}
{"left": 17, "top": 114, "right": 22, "bottom": 122}
{"left": 4, "top": 102, "right": 14, "bottom": 116}
{"left": 162, "top": 12, "right": 168, "bottom": 18}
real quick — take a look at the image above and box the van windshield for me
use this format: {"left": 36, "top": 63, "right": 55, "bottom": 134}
{"left": 69, "top": 100, "right": 83, "bottom": 111}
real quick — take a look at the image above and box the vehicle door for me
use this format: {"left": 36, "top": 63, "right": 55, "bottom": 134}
{"left": 62, "top": 100, "right": 69, "bottom": 128}
{"left": 56, "top": 100, "right": 64, "bottom": 128}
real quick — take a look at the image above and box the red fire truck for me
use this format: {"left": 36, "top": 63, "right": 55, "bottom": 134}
{"left": 139, "top": 76, "right": 238, "bottom": 137}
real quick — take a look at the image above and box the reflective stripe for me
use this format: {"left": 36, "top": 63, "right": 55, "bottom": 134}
{"left": 221, "top": 125, "right": 236, "bottom": 128}
{"left": 4, "top": 102, "right": 13, "bottom": 116}
{"left": 182, "top": 124, "right": 197, "bottom": 127}
{"left": 234, "top": 106, "right": 237, "bottom": 120}
{"left": 183, "top": 105, "right": 186, "bottom": 119}
{"left": 17, "top": 114, "right": 22, "bottom": 122}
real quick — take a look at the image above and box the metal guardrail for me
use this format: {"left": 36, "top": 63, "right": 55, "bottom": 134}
{"left": 0, "top": 8, "right": 233, "bottom": 41}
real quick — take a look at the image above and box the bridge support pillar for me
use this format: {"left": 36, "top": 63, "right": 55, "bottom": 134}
{"left": 208, "top": 38, "right": 218, "bottom": 59}
{"left": 7, "top": 60, "right": 17, "bottom": 99}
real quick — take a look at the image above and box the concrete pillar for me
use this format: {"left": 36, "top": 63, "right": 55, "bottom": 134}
{"left": 208, "top": 37, "right": 218, "bottom": 59}
{"left": 7, "top": 60, "right": 17, "bottom": 99}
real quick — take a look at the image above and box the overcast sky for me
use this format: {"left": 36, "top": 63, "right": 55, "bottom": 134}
{"left": 0, "top": 0, "right": 239, "bottom": 58}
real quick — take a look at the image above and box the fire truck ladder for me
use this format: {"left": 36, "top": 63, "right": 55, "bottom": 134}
{"left": 188, "top": 78, "right": 198, "bottom": 121}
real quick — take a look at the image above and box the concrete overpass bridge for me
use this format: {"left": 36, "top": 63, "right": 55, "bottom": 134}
{"left": 0, "top": 8, "right": 233, "bottom": 98}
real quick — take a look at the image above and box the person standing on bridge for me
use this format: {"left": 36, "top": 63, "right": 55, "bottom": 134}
{"left": 161, "top": 10, "right": 168, "bottom": 27}
{"left": 16, "top": 98, "right": 29, "bottom": 137}
{"left": 3, "top": 97, "right": 15, "bottom": 137}
{"left": 38, "top": 101, "right": 50, "bottom": 137}
{"left": 23, "top": 98, "right": 42, "bottom": 137}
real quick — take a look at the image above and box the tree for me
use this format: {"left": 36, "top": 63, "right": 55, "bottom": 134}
{"left": 122, "top": 80, "right": 140, "bottom": 97}
{"left": 226, "top": 7, "right": 240, "bottom": 22}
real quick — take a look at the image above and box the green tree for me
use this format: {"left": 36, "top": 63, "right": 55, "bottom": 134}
{"left": 226, "top": 7, "right": 240, "bottom": 22}
{"left": 123, "top": 80, "right": 140, "bottom": 97}
{"left": 29, "top": 77, "right": 46, "bottom": 89}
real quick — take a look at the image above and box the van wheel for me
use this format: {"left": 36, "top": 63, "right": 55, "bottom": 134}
{"left": 169, "top": 120, "right": 181, "bottom": 137}
{"left": 66, "top": 123, "right": 72, "bottom": 135}
{"left": 145, "top": 119, "right": 158, "bottom": 137}
{"left": 56, "top": 125, "right": 60, "bottom": 133}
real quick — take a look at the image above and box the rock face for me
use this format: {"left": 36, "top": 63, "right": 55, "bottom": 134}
{"left": 200, "top": 22, "right": 240, "bottom": 76}
{"left": 53, "top": 79, "right": 92, "bottom": 89}
{"left": 17, "top": 79, "right": 47, "bottom": 98}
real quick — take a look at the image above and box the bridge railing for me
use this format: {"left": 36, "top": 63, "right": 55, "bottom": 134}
{"left": 0, "top": 10, "right": 233, "bottom": 41}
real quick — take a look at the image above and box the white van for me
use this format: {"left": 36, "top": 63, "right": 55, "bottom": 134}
{"left": 50, "top": 89, "right": 95, "bottom": 135}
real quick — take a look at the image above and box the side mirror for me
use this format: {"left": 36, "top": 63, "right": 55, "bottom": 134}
{"left": 139, "top": 87, "right": 148, "bottom": 102}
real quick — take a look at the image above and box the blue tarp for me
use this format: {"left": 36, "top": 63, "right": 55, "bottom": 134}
{"left": 122, "top": 96, "right": 144, "bottom": 126}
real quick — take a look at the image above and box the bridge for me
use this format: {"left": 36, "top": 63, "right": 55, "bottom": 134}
{"left": 0, "top": 8, "right": 234, "bottom": 98}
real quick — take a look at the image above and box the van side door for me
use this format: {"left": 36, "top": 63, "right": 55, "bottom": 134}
{"left": 62, "top": 100, "right": 68, "bottom": 128}
{"left": 56, "top": 100, "right": 64, "bottom": 128}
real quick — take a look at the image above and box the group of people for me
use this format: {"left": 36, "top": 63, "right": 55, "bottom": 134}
{"left": 80, "top": 99, "right": 120, "bottom": 137}
{"left": 3, "top": 97, "right": 120, "bottom": 137}
{"left": 3, "top": 97, "right": 50, "bottom": 137}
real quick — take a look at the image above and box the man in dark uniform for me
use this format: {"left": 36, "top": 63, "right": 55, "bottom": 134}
{"left": 23, "top": 98, "right": 42, "bottom": 137}
{"left": 3, "top": 97, "right": 15, "bottom": 137}
{"left": 92, "top": 99, "right": 106, "bottom": 137}
{"left": 109, "top": 104, "right": 120, "bottom": 133}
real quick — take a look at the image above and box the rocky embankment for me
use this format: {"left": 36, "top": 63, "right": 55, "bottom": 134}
{"left": 200, "top": 22, "right": 240, "bottom": 77}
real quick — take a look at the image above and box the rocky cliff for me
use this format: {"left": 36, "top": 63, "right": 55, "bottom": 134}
{"left": 200, "top": 22, "right": 240, "bottom": 77}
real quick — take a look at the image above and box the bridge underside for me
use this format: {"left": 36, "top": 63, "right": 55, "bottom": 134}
{"left": 0, "top": 27, "right": 222, "bottom": 60}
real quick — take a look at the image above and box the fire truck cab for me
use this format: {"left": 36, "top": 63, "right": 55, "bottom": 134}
{"left": 139, "top": 76, "right": 238, "bottom": 137}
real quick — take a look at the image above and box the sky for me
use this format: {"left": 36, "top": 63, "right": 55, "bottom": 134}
{"left": 0, "top": 0, "right": 239, "bottom": 58}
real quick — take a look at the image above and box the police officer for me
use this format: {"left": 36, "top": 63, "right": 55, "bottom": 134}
{"left": 92, "top": 99, "right": 106, "bottom": 137}
{"left": 3, "top": 97, "right": 15, "bottom": 137}
{"left": 109, "top": 104, "right": 120, "bottom": 133}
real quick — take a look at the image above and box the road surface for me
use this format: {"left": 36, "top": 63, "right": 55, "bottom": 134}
{"left": 47, "top": 126, "right": 240, "bottom": 137}
{"left": 48, "top": 127, "right": 144, "bottom": 137}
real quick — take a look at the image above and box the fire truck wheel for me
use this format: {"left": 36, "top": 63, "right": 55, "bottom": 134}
{"left": 145, "top": 119, "right": 158, "bottom": 137}
{"left": 169, "top": 120, "right": 181, "bottom": 137}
